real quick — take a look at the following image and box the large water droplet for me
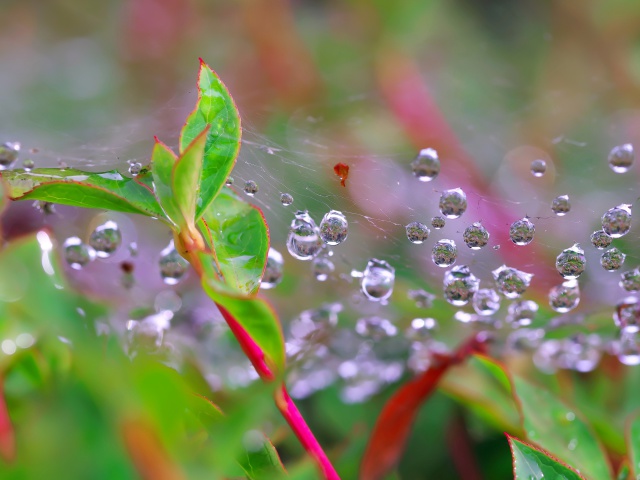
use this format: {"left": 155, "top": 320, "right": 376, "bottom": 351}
{"left": 614, "top": 297, "right": 640, "bottom": 334}
{"left": 261, "top": 248, "right": 284, "bottom": 289}
{"left": 355, "top": 316, "right": 397, "bottom": 339}
{"left": 590, "top": 229, "right": 612, "bottom": 249}
{"left": 159, "top": 240, "right": 190, "bottom": 285}
{"left": 549, "top": 279, "right": 580, "bottom": 313}
{"left": 608, "top": 144, "right": 634, "bottom": 173}
{"left": 411, "top": 148, "right": 440, "bottom": 182}
{"left": 555, "top": 244, "right": 586, "bottom": 279}
{"left": 280, "top": 193, "right": 293, "bottom": 206}
{"left": 407, "top": 289, "right": 435, "bottom": 308}
{"left": 431, "top": 216, "right": 446, "bottom": 229}
{"left": 63, "top": 237, "right": 95, "bottom": 270}
{"left": 128, "top": 162, "right": 142, "bottom": 175}
{"left": 244, "top": 180, "right": 258, "bottom": 196}
{"left": 602, "top": 204, "right": 632, "bottom": 238}
{"left": 492, "top": 265, "right": 533, "bottom": 299}
{"left": 361, "top": 259, "right": 395, "bottom": 302}
{"left": 509, "top": 217, "right": 535, "bottom": 246}
{"left": 405, "top": 222, "right": 430, "bottom": 244}
{"left": 432, "top": 239, "right": 457, "bottom": 267}
{"left": 473, "top": 288, "right": 501, "bottom": 316}
{"left": 530, "top": 159, "right": 547, "bottom": 177}
{"left": 312, "top": 255, "right": 335, "bottom": 281}
{"left": 287, "top": 211, "right": 323, "bottom": 260}
{"left": 89, "top": 220, "right": 122, "bottom": 258}
{"left": 0, "top": 142, "right": 20, "bottom": 170}
{"left": 601, "top": 247, "right": 625, "bottom": 271}
{"left": 319, "top": 210, "right": 348, "bottom": 245}
{"left": 439, "top": 188, "right": 467, "bottom": 219}
{"left": 506, "top": 300, "right": 539, "bottom": 327}
{"left": 405, "top": 318, "right": 437, "bottom": 342}
{"left": 620, "top": 268, "right": 640, "bottom": 292}
{"left": 551, "top": 195, "right": 571, "bottom": 216}
{"left": 463, "top": 222, "right": 489, "bottom": 249}
{"left": 443, "top": 265, "right": 479, "bottom": 306}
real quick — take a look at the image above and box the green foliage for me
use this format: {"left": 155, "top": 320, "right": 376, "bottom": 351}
{"left": 508, "top": 436, "right": 584, "bottom": 480}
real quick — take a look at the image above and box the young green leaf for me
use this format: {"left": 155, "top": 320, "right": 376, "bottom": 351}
{"left": 237, "top": 434, "right": 287, "bottom": 479}
{"left": 626, "top": 412, "right": 640, "bottom": 479}
{"left": 151, "top": 139, "right": 184, "bottom": 228}
{"left": 512, "top": 376, "right": 613, "bottom": 480}
{"left": 199, "top": 187, "right": 269, "bottom": 295}
{"left": 173, "top": 126, "right": 209, "bottom": 228}
{"left": 508, "top": 436, "right": 584, "bottom": 480}
{"left": 1, "top": 168, "right": 168, "bottom": 221}
{"left": 180, "top": 59, "right": 241, "bottom": 219}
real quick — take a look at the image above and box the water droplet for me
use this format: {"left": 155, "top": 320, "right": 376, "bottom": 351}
{"left": 590, "top": 229, "right": 612, "bottom": 249}
{"left": 506, "top": 300, "right": 539, "bottom": 327}
{"left": 549, "top": 279, "right": 580, "bottom": 313}
{"left": 551, "top": 195, "right": 571, "bottom": 216}
{"left": 159, "top": 240, "right": 189, "bottom": 285}
{"left": 473, "top": 288, "right": 501, "bottom": 316}
{"left": 225, "top": 176, "right": 234, "bottom": 186}
{"left": 0, "top": 142, "right": 20, "bottom": 169}
{"left": 407, "top": 289, "right": 435, "bottom": 308}
{"left": 432, "top": 239, "right": 457, "bottom": 267}
{"left": 492, "top": 265, "right": 533, "bottom": 299}
{"left": 614, "top": 297, "right": 640, "bottom": 334}
{"left": 126, "top": 310, "right": 172, "bottom": 353}
{"left": 319, "top": 210, "right": 348, "bottom": 245}
{"left": 34, "top": 201, "right": 55, "bottom": 215}
{"left": 355, "top": 316, "right": 397, "bottom": 339}
{"left": 280, "top": 193, "right": 293, "bottom": 206}
{"left": 128, "top": 162, "right": 142, "bottom": 175}
{"left": 614, "top": 332, "right": 640, "bottom": 365}
{"left": 244, "top": 180, "right": 258, "bottom": 196}
{"left": 22, "top": 159, "right": 35, "bottom": 171}
{"left": 405, "top": 318, "right": 438, "bottom": 341}
{"left": 602, "top": 204, "right": 632, "bottom": 238}
{"left": 411, "top": 148, "right": 440, "bottom": 182}
{"left": 63, "top": 237, "right": 95, "bottom": 270}
{"left": 89, "top": 221, "right": 122, "bottom": 258}
{"left": 601, "top": 247, "right": 625, "bottom": 271}
{"left": 261, "top": 248, "right": 284, "bottom": 289}
{"left": 312, "top": 255, "right": 335, "bottom": 281}
{"left": 608, "top": 143, "right": 634, "bottom": 173}
{"left": 555, "top": 244, "right": 586, "bottom": 279}
{"left": 530, "top": 159, "right": 547, "bottom": 177}
{"left": 509, "top": 217, "right": 535, "bottom": 246}
{"left": 463, "top": 222, "right": 489, "bottom": 249}
{"left": 431, "top": 216, "right": 446, "bottom": 229}
{"left": 620, "top": 268, "right": 640, "bottom": 292}
{"left": 443, "top": 265, "right": 479, "bottom": 306}
{"left": 405, "top": 222, "right": 430, "bottom": 244}
{"left": 286, "top": 211, "right": 323, "bottom": 260}
{"left": 439, "top": 188, "right": 467, "bottom": 219}
{"left": 361, "top": 258, "right": 395, "bottom": 302}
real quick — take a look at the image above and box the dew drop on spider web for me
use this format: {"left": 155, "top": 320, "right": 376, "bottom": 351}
{"left": 312, "top": 255, "right": 335, "bottom": 281}
{"left": 555, "top": 244, "right": 586, "bottom": 279}
{"left": 159, "top": 240, "right": 189, "bottom": 285}
{"left": 0, "top": 142, "right": 19, "bottom": 170}
{"left": 506, "top": 300, "right": 539, "bottom": 327}
{"left": 89, "top": 220, "right": 122, "bottom": 258}
{"left": 63, "top": 237, "right": 95, "bottom": 270}
{"left": 492, "top": 265, "right": 533, "bottom": 299}
{"left": 411, "top": 148, "right": 440, "bottom": 182}
{"left": 608, "top": 143, "right": 634, "bottom": 173}
{"left": 601, "top": 247, "right": 625, "bottom": 271}
{"left": 590, "top": 229, "right": 612, "bottom": 249}
{"left": 613, "top": 297, "right": 640, "bottom": 334}
{"left": 431, "top": 216, "right": 445, "bottom": 229}
{"left": 280, "top": 193, "right": 293, "bottom": 206}
{"left": 405, "top": 222, "right": 430, "bottom": 244}
{"left": 530, "top": 159, "right": 546, "bottom": 177}
{"left": 548, "top": 279, "right": 580, "bottom": 313}
{"left": 128, "top": 162, "right": 142, "bottom": 175}
{"left": 405, "top": 317, "right": 437, "bottom": 342}
{"left": 620, "top": 268, "right": 640, "bottom": 292}
{"left": 551, "top": 195, "right": 571, "bottom": 216}
{"left": 615, "top": 333, "right": 640, "bottom": 366}
{"left": 355, "top": 316, "right": 397, "bottom": 339}
{"left": 286, "top": 211, "right": 323, "bottom": 260}
{"left": 22, "top": 159, "right": 35, "bottom": 171}
{"left": 319, "top": 210, "right": 348, "bottom": 245}
{"left": 472, "top": 288, "right": 501, "bottom": 316}
{"left": 261, "top": 248, "right": 284, "bottom": 289}
{"left": 463, "top": 222, "right": 489, "bottom": 249}
{"left": 407, "top": 289, "right": 435, "bottom": 308}
{"left": 439, "top": 188, "right": 467, "bottom": 219}
{"left": 443, "top": 265, "right": 479, "bottom": 306}
{"left": 244, "top": 180, "right": 258, "bottom": 196}
{"left": 509, "top": 217, "right": 535, "bottom": 245}
{"left": 361, "top": 258, "right": 395, "bottom": 302}
{"left": 432, "top": 239, "right": 457, "bottom": 267}
{"left": 602, "top": 204, "right": 632, "bottom": 238}
{"left": 225, "top": 176, "right": 234, "bottom": 186}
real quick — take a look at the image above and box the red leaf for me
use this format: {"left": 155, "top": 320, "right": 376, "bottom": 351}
{"left": 0, "top": 382, "right": 14, "bottom": 462}
{"left": 359, "top": 334, "right": 487, "bottom": 480}
{"left": 333, "top": 163, "right": 349, "bottom": 187}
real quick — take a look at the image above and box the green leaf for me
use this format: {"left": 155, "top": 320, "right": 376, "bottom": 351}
{"left": 237, "top": 435, "right": 287, "bottom": 479}
{"left": 508, "top": 436, "right": 584, "bottom": 480}
{"left": 626, "top": 412, "right": 640, "bottom": 479}
{"left": 513, "top": 376, "right": 613, "bottom": 480}
{"left": 198, "top": 251, "right": 285, "bottom": 375}
{"left": 199, "top": 187, "right": 269, "bottom": 295}
{"left": 173, "top": 126, "right": 209, "bottom": 227}
{"left": 151, "top": 138, "right": 184, "bottom": 228}
{"left": 180, "top": 59, "right": 241, "bottom": 219}
{"left": 1, "top": 168, "right": 167, "bottom": 220}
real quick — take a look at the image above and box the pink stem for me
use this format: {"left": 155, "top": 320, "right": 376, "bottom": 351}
{"left": 276, "top": 385, "right": 340, "bottom": 480}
